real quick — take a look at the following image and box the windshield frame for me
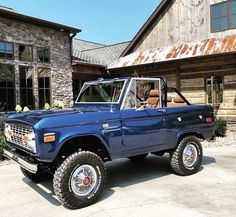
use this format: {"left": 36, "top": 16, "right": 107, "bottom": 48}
{"left": 75, "top": 78, "right": 128, "bottom": 105}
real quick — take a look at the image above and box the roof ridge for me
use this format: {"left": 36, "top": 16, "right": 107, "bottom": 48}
{"left": 74, "top": 38, "right": 106, "bottom": 46}
{"left": 81, "top": 41, "right": 130, "bottom": 53}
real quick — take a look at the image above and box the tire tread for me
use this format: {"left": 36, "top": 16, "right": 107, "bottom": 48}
{"left": 53, "top": 151, "right": 106, "bottom": 209}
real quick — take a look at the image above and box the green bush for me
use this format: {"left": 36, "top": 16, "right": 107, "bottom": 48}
{"left": 215, "top": 118, "right": 227, "bottom": 137}
{"left": 0, "top": 131, "right": 6, "bottom": 156}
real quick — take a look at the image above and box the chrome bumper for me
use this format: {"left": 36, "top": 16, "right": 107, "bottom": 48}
{"left": 3, "top": 149, "right": 38, "bottom": 174}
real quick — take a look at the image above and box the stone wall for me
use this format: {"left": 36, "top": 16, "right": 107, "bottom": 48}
{"left": 0, "top": 16, "right": 73, "bottom": 109}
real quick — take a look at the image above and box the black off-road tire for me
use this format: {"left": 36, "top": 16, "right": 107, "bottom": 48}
{"left": 53, "top": 151, "right": 106, "bottom": 209}
{"left": 170, "top": 136, "right": 203, "bottom": 176}
{"left": 128, "top": 153, "right": 148, "bottom": 161}
{"left": 20, "top": 167, "right": 53, "bottom": 183}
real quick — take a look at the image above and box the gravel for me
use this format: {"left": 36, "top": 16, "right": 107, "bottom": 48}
{"left": 0, "top": 157, "right": 14, "bottom": 166}
{"left": 202, "top": 130, "right": 236, "bottom": 148}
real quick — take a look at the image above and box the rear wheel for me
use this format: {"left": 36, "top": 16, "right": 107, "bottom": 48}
{"left": 53, "top": 151, "right": 106, "bottom": 209}
{"left": 128, "top": 153, "right": 148, "bottom": 161}
{"left": 170, "top": 136, "right": 202, "bottom": 176}
{"left": 20, "top": 167, "right": 52, "bottom": 182}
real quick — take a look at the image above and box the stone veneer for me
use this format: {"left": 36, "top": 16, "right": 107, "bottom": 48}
{"left": 0, "top": 16, "right": 73, "bottom": 109}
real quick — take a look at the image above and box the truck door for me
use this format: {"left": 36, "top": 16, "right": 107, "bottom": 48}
{"left": 120, "top": 78, "right": 167, "bottom": 155}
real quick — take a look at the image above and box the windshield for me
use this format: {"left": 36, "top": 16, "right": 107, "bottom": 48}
{"left": 76, "top": 80, "right": 125, "bottom": 103}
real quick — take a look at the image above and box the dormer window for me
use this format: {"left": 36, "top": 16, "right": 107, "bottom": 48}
{"left": 211, "top": 0, "right": 236, "bottom": 32}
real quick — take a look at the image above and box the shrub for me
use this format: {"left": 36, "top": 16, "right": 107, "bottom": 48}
{"left": 0, "top": 131, "right": 6, "bottom": 156}
{"left": 215, "top": 118, "right": 227, "bottom": 137}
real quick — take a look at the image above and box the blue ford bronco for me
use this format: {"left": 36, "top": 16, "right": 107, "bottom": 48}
{"left": 3, "top": 77, "right": 215, "bottom": 209}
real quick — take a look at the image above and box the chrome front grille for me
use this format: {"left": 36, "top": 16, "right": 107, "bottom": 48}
{"left": 8, "top": 123, "right": 35, "bottom": 152}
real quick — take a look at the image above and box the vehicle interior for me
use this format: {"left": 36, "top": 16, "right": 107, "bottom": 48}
{"left": 123, "top": 77, "right": 190, "bottom": 109}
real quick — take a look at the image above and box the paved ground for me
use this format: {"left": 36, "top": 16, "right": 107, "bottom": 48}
{"left": 0, "top": 146, "right": 236, "bottom": 217}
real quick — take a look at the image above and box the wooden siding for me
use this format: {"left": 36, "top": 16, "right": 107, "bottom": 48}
{"left": 134, "top": 0, "right": 236, "bottom": 52}
{"left": 217, "top": 74, "right": 236, "bottom": 120}
{"left": 180, "top": 78, "right": 205, "bottom": 104}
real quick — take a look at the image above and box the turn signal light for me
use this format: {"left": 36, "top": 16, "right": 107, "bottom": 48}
{"left": 44, "top": 134, "right": 56, "bottom": 143}
{"left": 206, "top": 117, "right": 213, "bottom": 123}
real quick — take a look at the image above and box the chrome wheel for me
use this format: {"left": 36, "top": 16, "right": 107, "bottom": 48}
{"left": 182, "top": 143, "right": 198, "bottom": 168}
{"left": 70, "top": 164, "right": 98, "bottom": 197}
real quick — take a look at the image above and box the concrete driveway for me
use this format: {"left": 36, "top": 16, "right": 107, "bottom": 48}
{"left": 0, "top": 146, "right": 236, "bottom": 217}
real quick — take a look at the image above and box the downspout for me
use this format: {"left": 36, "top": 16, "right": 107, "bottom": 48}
{"left": 69, "top": 32, "right": 78, "bottom": 64}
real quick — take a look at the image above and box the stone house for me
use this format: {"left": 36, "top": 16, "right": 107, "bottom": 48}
{"left": 0, "top": 6, "right": 80, "bottom": 111}
{"left": 108, "top": 0, "right": 236, "bottom": 121}
{"left": 0, "top": 6, "right": 129, "bottom": 111}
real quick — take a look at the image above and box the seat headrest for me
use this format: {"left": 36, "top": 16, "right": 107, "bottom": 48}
{"left": 149, "top": 90, "right": 159, "bottom": 97}
{"left": 147, "top": 98, "right": 159, "bottom": 106}
{"left": 167, "top": 95, "right": 172, "bottom": 102}
{"left": 173, "top": 95, "right": 185, "bottom": 103}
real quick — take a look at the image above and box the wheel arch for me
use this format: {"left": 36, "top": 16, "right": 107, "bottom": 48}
{"left": 55, "top": 135, "right": 111, "bottom": 162}
{"left": 176, "top": 131, "right": 204, "bottom": 145}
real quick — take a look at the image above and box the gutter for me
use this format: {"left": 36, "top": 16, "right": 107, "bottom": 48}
{"left": 69, "top": 32, "right": 79, "bottom": 63}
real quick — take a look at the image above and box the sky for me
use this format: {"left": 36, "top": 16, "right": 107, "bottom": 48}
{"left": 0, "top": 0, "right": 160, "bottom": 45}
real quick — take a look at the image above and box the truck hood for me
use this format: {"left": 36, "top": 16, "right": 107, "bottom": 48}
{"left": 7, "top": 107, "right": 120, "bottom": 129}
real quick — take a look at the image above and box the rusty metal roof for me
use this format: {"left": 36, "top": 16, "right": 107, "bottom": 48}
{"left": 108, "top": 35, "right": 236, "bottom": 69}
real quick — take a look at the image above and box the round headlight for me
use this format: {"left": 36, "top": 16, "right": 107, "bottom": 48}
{"left": 4, "top": 123, "right": 12, "bottom": 141}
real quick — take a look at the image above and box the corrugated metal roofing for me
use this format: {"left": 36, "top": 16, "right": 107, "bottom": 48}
{"left": 108, "top": 35, "right": 236, "bottom": 69}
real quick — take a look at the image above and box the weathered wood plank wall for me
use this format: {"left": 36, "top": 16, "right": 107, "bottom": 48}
{"left": 134, "top": 0, "right": 236, "bottom": 52}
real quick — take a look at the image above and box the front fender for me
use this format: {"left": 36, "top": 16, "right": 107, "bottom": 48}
{"left": 38, "top": 125, "right": 112, "bottom": 162}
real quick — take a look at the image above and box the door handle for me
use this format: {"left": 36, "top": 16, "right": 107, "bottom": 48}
{"left": 157, "top": 109, "right": 166, "bottom": 113}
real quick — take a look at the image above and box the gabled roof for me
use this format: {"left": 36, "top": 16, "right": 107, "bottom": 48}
{"left": 0, "top": 6, "right": 81, "bottom": 33}
{"left": 73, "top": 39, "right": 106, "bottom": 60}
{"left": 121, "top": 0, "right": 171, "bottom": 57}
{"left": 73, "top": 40, "right": 130, "bottom": 66}
{"left": 73, "top": 39, "right": 105, "bottom": 52}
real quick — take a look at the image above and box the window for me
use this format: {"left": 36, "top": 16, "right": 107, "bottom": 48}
{"left": 206, "top": 76, "right": 223, "bottom": 105}
{"left": 123, "top": 78, "right": 161, "bottom": 109}
{"left": 19, "top": 45, "right": 33, "bottom": 62}
{"left": 0, "top": 64, "right": 15, "bottom": 111}
{"left": 19, "top": 66, "right": 34, "bottom": 109}
{"left": 38, "top": 68, "right": 51, "bottom": 108}
{"left": 0, "top": 41, "right": 13, "bottom": 59}
{"left": 77, "top": 80, "right": 125, "bottom": 103}
{"left": 72, "top": 79, "right": 86, "bottom": 101}
{"left": 37, "top": 47, "right": 50, "bottom": 63}
{"left": 211, "top": 0, "right": 236, "bottom": 32}
{"left": 231, "top": 0, "right": 236, "bottom": 28}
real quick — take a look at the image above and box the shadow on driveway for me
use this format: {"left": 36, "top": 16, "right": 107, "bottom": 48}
{"left": 22, "top": 154, "right": 216, "bottom": 207}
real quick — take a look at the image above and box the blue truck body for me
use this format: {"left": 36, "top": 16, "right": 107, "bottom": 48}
{"left": 5, "top": 77, "right": 214, "bottom": 162}
{"left": 3, "top": 76, "right": 215, "bottom": 209}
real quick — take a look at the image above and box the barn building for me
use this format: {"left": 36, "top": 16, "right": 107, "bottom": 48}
{"left": 108, "top": 0, "right": 236, "bottom": 121}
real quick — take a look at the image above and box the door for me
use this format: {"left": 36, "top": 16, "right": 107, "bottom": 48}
{"left": 120, "top": 78, "right": 167, "bottom": 155}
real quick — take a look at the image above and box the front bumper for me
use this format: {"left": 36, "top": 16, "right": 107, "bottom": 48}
{"left": 3, "top": 149, "right": 38, "bottom": 174}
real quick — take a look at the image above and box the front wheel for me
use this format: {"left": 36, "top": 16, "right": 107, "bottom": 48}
{"left": 170, "top": 136, "right": 202, "bottom": 176}
{"left": 53, "top": 151, "right": 106, "bottom": 209}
